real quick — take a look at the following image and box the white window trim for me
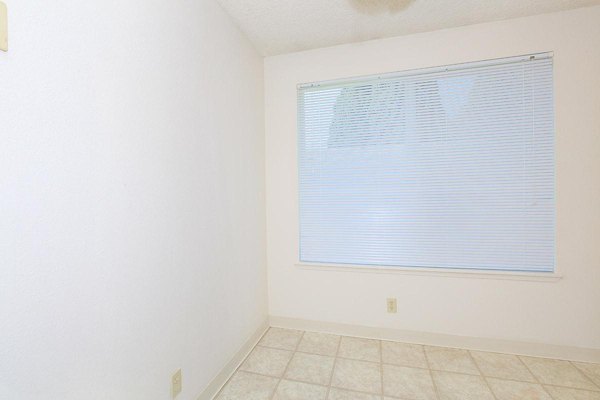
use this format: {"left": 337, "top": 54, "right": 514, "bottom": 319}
{"left": 295, "top": 53, "right": 559, "bottom": 281}
{"left": 295, "top": 262, "right": 562, "bottom": 282}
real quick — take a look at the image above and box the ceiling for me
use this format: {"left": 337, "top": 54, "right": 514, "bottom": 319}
{"left": 216, "top": 0, "right": 600, "bottom": 56}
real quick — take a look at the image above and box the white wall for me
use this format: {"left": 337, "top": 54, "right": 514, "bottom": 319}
{"left": 0, "top": 1, "right": 266, "bottom": 399}
{"left": 265, "top": 6, "right": 600, "bottom": 350}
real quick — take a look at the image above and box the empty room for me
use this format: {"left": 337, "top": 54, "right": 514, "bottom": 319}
{"left": 1, "top": 0, "right": 600, "bottom": 399}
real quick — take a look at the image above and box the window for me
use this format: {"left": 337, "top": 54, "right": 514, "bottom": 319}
{"left": 297, "top": 54, "right": 554, "bottom": 272}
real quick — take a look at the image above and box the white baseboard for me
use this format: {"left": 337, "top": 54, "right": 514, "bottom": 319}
{"left": 196, "top": 318, "right": 270, "bottom": 400}
{"left": 270, "top": 316, "right": 600, "bottom": 363}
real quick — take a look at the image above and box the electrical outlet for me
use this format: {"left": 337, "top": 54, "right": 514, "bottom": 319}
{"left": 386, "top": 298, "right": 397, "bottom": 313}
{"left": 172, "top": 369, "right": 182, "bottom": 398}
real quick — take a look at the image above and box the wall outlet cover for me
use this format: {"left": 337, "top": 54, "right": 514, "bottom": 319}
{"left": 386, "top": 298, "right": 397, "bottom": 313}
{"left": 172, "top": 369, "right": 182, "bottom": 398}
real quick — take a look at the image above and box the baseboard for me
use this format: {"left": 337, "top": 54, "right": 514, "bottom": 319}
{"left": 196, "top": 318, "right": 270, "bottom": 400}
{"left": 270, "top": 316, "right": 600, "bottom": 363}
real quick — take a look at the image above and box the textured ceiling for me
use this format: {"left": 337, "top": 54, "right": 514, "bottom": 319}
{"left": 216, "top": 0, "right": 600, "bottom": 55}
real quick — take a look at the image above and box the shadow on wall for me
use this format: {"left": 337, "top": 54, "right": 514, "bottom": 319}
{"left": 348, "top": 0, "right": 414, "bottom": 15}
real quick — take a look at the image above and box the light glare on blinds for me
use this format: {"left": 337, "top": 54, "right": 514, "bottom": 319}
{"left": 298, "top": 54, "right": 554, "bottom": 272}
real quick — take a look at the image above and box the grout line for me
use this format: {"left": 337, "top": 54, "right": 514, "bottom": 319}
{"left": 478, "top": 376, "right": 542, "bottom": 386}
{"left": 543, "top": 384, "right": 600, "bottom": 395}
{"left": 467, "top": 350, "right": 499, "bottom": 400}
{"left": 378, "top": 339, "right": 384, "bottom": 398}
{"left": 415, "top": 344, "right": 440, "bottom": 400}
{"left": 570, "top": 361, "right": 600, "bottom": 391}
{"left": 240, "top": 370, "right": 389, "bottom": 398}
{"left": 539, "top": 384, "right": 564, "bottom": 399}
{"left": 516, "top": 355, "right": 540, "bottom": 383}
{"left": 516, "top": 354, "right": 557, "bottom": 399}
{"left": 259, "top": 343, "right": 458, "bottom": 372}
{"left": 268, "top": 330, "right": 306, "bottom": 400}
{"left": 423, "top": 348, "right": 441, "bottom": 400}
{"left": 324, "top": 333, "right": 343, "bottom": 399}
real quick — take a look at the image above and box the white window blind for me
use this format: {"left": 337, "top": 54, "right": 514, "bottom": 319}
{"left": 298, "top": 54, "right": 555, "bottom": 272}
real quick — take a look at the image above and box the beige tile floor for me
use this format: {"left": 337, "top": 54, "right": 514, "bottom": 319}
{"left": 216, "top": 327, "right": 600, "bottom": 400}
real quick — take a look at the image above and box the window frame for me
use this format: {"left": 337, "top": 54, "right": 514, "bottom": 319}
{"left": 295, "top": 53, "right": 560, "bottom": 280}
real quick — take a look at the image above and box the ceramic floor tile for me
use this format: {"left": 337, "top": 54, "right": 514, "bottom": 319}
{"left": 572, "top": 362, "right": 600, "bottom": 388}
{"left": 425, "top": 346, "right": 480, "bottom": 375}
{"left": 298, "top": 331, "right": 341, "bottom": 357}
{"left": 471, "top": 350, "right": 536, "bottom": 382}
{"left": 331, "top": 358, "right": 382, "bottom": 394}
{"left": 285, "top": 352, "right": 335, "bottom": 385}
{"left": 432, "top": 370, "right": 495, "bottom": 400}
{"left": 487, "top": 377, "right": 552, "bottom": 400}
{"left": 239, "top": 346, "right": 293, "bottom": 377}
{"left": 259, "top": 327, "right": 303, "bottom": 350}
{"left": 520, "top": 357, "right": 597, "bottom": 390}
{"left": 217, "top": 371, "right": 279, "bottom": 400}
{"left": 381, "top": 341, "right": 428, "bottom": 369}
{"left": 338, "top": 336, "right": 381, "bottom": 362}
{"left": 328, "top": 388, "right": 382, "bottom": 400}
{"left": 382, "top": 364, "right": 437, "bottom": 400}
{"left": 272, "top": 380, "right": 328, "bottom": 400}
{"left": 226, "top": 330, "right": 599, "bottom": 400}
{"left": 544, "top": 385, "right": 600, "bottom": 400}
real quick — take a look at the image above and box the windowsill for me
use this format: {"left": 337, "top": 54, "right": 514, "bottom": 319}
{"left": 295, "top": 262, "right": 562, "bottom": 282}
